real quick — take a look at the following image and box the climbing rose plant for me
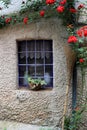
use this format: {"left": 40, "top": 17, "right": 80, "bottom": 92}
{"left": 0, "top": 0, "right": 85, "bottom": 28}
{"left": 68, "top": 26, "right": 87, "bottom": 67}
{"left": 0, "top": 0, "right": 86, "bottom": 67}
{"left": 46, "top": 0, "right": 56, "bottom": 4}
{"left": 0, "top": 1, "right": 86, "bottom": 66}
{"left": 0, "top": 0, "right": 87, "bottom": 129}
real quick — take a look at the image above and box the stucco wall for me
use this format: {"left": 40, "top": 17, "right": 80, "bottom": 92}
{"left": 75, "top": 0, "right": 87, "bottom": 24}
{"left": 0, "top": 18, "right": 72, "bottom": 126}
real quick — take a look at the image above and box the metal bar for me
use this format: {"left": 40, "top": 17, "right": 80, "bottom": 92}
{"left": 72, "top": 63, "right": 77, "bottom": 109}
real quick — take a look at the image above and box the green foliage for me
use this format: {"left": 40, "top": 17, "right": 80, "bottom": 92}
{"left": 64, "top": 108, "right": 84, "bottom": 130}
{"left": 3, "top": 128, "right": 7, "bottom": 130}
{"left": 67, "top": 25, "right": 87, "bottom": 67}
{"left": 2, "top": 0, "right": 10, "bottom": 6}
{"left": 0, "top": 0, "right": 76, "bottom": 28}
{"left": 0, "top": 0, "right": 86, "bottom": 29}
{"left": 21, "top": 0, "right": 46, "bottom": 12}
{"left": 28, "top": 77, "right": 47, "bottom": 86}
{"left": 20, "top": 0, "right": 75, "bottom": 25}
{"left": 0, "top": 16, "right": 6, "bottom": 28}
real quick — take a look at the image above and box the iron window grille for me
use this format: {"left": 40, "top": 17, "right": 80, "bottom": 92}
{"left": 17, "top": 40, "right": 53, "bottom": 88}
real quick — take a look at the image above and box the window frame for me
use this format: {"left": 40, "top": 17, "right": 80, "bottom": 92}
{"left": 17, "top": 39, "right": 53, "bottom": 89}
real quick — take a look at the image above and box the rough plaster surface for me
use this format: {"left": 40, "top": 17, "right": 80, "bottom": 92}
{"left": 0, "top": 19, "right": 72, "bottom": 126}
{"left": 0, "top": 120, "right": 61, "bottom": 130}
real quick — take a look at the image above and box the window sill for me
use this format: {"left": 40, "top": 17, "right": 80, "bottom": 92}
{"left": 18, "top": 86, "right": 53, "bottom": 91}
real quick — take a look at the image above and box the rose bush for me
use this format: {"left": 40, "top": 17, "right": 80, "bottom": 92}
{"left": 68, "top": 26, "right": 87, "bottom": 67}
{"left": 0, "top": 0, "right": 87, "bottom": 129}
{"left": 0, "top": 0, "right": 85, "bottom": 28}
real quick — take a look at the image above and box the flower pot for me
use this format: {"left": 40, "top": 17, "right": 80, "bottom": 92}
{"left": 29, "top": 83, "right": 41, "bottom": 90}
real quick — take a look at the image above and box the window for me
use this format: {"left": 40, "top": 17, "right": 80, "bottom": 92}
{"left": 17, "top": 40, "right": 53, "bottom": 89}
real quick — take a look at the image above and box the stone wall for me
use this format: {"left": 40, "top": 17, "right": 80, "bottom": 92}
{"left": 0, "top": 19, "right": 72, "bottom": 126}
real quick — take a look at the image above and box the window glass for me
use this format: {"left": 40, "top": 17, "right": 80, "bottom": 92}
{"left": 18, "top": 52, "right": 26, "bottom": 64}
{"left": 18, "top": 41, "right": 26, "bottom": 52}
{"left": 28, "top": 66, "right": 35, "bottom": 76}
{"left": 19, "top": 66, "right": 26, "bottom": 77}
{"left": 18, "top": 40, "right": 53, "bottom": 88}
{"left": 36, "top": 65, "right": 44, "bottom": 77}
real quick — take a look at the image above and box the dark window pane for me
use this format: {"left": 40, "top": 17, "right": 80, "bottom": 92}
{"left": 18, "top": 41, "right": 26, "bottom": 52}
{"left": 50, "top": 78, "right": 53, "bottom": 86}
{"left": 36, "top": 40, "right": 43, "bottom": 51}
{"left": 27, "top": 53, "right": 35, "bottom": 64}
{"left": 18, "top": 53, "right": 26, "bottom": 64}
{"left": 19, "top": 78, "right": 24, "bottom": 86}
{"left": 44, "top": 40, "right": 52, "bottom": 51}
{"left": 36, "top": 53, "right": 44, "bottom": 64}
{"left": 27, "top": 40, "right": 35, "bottom": 51}
{"left": 28, "top": 66, "right": 35, "bottom": 76}
{"left": 36, "top": 65, "right": 44, "bottom": 77}
{"left": 19, "top": 66, "right": 26, "bottom": 77}
{"left": 19, "top": 78, "right": 28, "bottom": 86}
{"left": 45, "top": 52, "right": 53, "bottom": 64}
{"left": 45, "top": 65, "right": 53, "bottom": 77}
{"left": 36, "top": 51, "right": 45, "bottom": 60}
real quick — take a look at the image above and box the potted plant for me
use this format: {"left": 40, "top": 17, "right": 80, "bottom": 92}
{"left": 28, "top": 77, "right": 47, "bottom": 90}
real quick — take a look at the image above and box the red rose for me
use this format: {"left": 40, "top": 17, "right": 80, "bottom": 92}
{"left": 5, "top": 18, "right": 12, "bottom": 23}
{"left": 78, "top": 4, "right": 84, "bottom": 9}
{"left": 68, "top": 36, "right": 78, "bottom": 43}
{"left": 70, "top": 8, "right": 77, "bottom": 13}
{"left": 60, "top": 0, "right": 66, "bottom": 5}
{"left": 76, "top": 30, "right": 83, "bottom": 37}
{"left": 23, "top": 17, "right": 28, "bottom": 24}
{"left": 79, "top": 58, "right": 84, "bottom": 63}
{"left": 84, "top": 30, "right": 87, "bottom": 37}
{"left": 46, "top": 0, "right": 56, "bottom": 4}
{"left": 76, "top": 26, "right": 87, "bottom": 37}
{"left": 56, "top": 6, "right": 64, "bottom": 13}
{"left": 40, "top": 10, "right": 45, "bottom": 17}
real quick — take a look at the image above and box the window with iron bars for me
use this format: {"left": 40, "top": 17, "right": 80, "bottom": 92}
{"left": 17, "top": 40, "right": 53, "bottom": 89}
